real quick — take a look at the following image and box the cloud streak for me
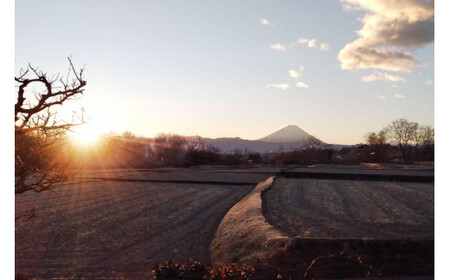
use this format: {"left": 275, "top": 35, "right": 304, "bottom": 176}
{"left": 270, "top": 43, "right": 286, "bottom": 51}
{"left": 297, "top": 38, "right": 330, "bottom": 51}
{"left": 376, "top": 94, "right": 386, "bottom": 100}
{"left": 296, "top": 82, "right": 309, "bottom": 89}
{"left": 361, "top": 71, "right": 406, "bottom": 83}
{"left": 338, "top": 0, "right": 434, "bottom": 72}
{"left": 271, "top": 38, "right": 330, "bottom": 52}
{"left": 265, "top": 83, "right": 290, "bottom": 90}
{"left": 288, "top": 66, "right": 305, "bottom": 79}
{"left": 320, "top": 43, "right": 330, "bottom": 51}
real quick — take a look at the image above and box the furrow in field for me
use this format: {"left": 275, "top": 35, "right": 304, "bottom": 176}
{"left": 15, "top": 179, "right": 254, "bottom": 279}
{"left": 263, "top": 178, "right": 433, "bottom": 240}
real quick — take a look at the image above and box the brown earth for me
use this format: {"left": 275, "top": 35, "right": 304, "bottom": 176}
{"left": 16, "top": 167, "right": 435, "bottom": 279}
{"left": 15, "top": 170, "right": 268, "bottom": 279}
{"left": 258, "top": 177, "right": 434, "bottom": 278}
{"left": 263, "top": 178, "right": 434, "bottom": 240}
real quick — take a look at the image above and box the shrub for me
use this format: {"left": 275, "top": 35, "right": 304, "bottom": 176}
{"left": 152, "top": 259, "right": 255, "bottom": 280}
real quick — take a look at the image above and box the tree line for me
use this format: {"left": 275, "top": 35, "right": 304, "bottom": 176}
{"left": 364, "top": 119, "right": 434, "bottom": 162}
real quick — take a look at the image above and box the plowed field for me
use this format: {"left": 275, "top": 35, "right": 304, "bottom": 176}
{"left": 263, "top": 177, "right": 434, "bottom": 240}
{"left": 15, "top": 178, "right": 256, "bottom": 279}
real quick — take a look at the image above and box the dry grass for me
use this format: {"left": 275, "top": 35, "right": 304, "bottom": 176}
{"left": 210, "top": 177, "right": 289, "bottom": 266}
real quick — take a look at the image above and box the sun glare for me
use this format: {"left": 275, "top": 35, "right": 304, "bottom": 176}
{"left": 71, "top": 123, "right": 101, "bottom": 145}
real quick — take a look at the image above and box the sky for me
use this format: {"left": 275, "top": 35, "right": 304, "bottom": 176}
{"left": 15, "top": 0, "right": 435, "bottom": 145}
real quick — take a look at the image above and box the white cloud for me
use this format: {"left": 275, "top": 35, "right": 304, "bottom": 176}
{"left": 298, "top": 38, "right": 309, "bottom": 44}
{"left": 338, "top": 0, "right": 434, "bottom": 72}
{"left": 320, "top": 43, "right": 330, "bottom": 51}
{"left": 391, "top": 84, "right": 401, "bottom": 89}
{"left": 288, "top": 70, "right": 300, "bottom": 79}
{"left": 265, "top": 83, "right": 290, "bottom": 90}
{"left": 260, "top": 18, "right": 271, "bottom": 26}
{"left": 288, "top": 66, "right": 305, "bottom": 79}
{"left": 361, "top": 71, "right": 406, "bottom": 83}
{"left": 297, "top": 38, "right": 330, "bottom": 51}
{"left": 394, "top": 93, "right": 406, "bottom": 99}
{"left": 425, "top": 78, "right": 433, "bottom": 85}
{"left": 308, "top": 39, "right": 317, "bottom": 48}
{"left": 376, "top": 94, "right": 386, "bottom": 100}
{"left": 298, "top": 38, "right": 317, "bottom": 48}
{"left": 296, "top": 82, "right": 309, "bottom": 89}
{"left": 270, "top": 43, "right": 286, "bottom": 51}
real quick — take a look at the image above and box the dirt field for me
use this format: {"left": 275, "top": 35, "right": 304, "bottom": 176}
{"left": 263, "top": 177, "right": 434, "bottom": 240}
{"left": 15, "top": 176, "right": 257, "bottom": 279}
{"left": 15, "top": 166, "right": 435, "bottom": 278}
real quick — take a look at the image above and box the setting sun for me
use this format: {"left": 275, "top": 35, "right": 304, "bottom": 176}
{"left": 69, "top": 114, "right": 114, "bottom": 146}
{"left": 71, "top": 123, "right": 101, "bottom": 145}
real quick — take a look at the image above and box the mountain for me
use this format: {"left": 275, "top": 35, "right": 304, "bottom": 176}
{"left": 199, "top": 125, "right": 325, "bottom": 153}
{"left": 258, "top": 125, "right": 313, "bottom": 143}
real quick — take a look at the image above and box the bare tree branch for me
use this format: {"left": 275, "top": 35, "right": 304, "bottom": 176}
{"left": 15, "top": 58, "right": 87, "bottom": 194}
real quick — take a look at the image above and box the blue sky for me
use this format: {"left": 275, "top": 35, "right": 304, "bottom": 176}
{"left": 15, "top": 0, "right": 434, "bottom": 144}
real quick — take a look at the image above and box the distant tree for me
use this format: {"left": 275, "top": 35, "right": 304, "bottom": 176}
{"left": 364, "top": 129, "right": 389, "bottom": 162}
{"left": 121, "top": 131, "right": 137, "bottom": 140}
{"left": 366, "top": 119, "right": 434, "bottom": 162}
{"left": 414, "top": 125, "right": 435, "bottom": 161}
{"left": 365, "top": 129, "right": 388, "bottom": 146}
{"left": 15, "top": 58, "right": 87, "bottom": 194}
{"left": 185, "top": 136, "right": 205, "bottom": 153}
{"left": 153, "top": 134, "right": 188, "bottom": 166}
{"left": 248, "top": 152, "right": 262, "bottom": 163}
{"left": 221, "top": 148, "right": 242, "bottom": 165}
{"left": 385, "top": 119, "right": 419, "bottom": 161}
{"left": 184, "top": 136, "right": 207, "bottom": 166}
{"left": 117, "top": 132, "right": 149, "bottom": 167}
{"left": 415, "top": 125, "right": 434, "bottom": 145}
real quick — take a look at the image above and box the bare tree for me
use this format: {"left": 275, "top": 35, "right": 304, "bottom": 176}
{"left": 185, "top": 136, "right": 214, "bottom": 166}
{"left": 185, "top": 136, "right": 205, "bottom": 153}
{"left": 385, "top": 119, "right": 419, "bottom": 161}
{"left": 414, "top": 125, "right": 435, "bottom": 160}
{"left": 364, "top": 129, "right": 389, "bottom": 162}
{"left": 15, "top": 58, "right": 87, "bottom": 194}
{"left": 365, "top": 129, "right": 388, "bottom": 146}
{"left": 153, "top": 134, "right": 188, "bottom": 166}
{"left": 415, "top": 125, "right": 434, "bottom": 145}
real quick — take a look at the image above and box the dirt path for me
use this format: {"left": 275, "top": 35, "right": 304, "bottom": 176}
{"left": 262, "top": 178, "right": 434, "bottom": 240}
{"left": 16, "top": 180, "right": 254, "bottom": 279}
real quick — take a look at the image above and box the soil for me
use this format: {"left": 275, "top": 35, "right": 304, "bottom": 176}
{"left": 257, "top": 177, "right": 434, "bottom": 278}
{"left": 15, "top": 172, "right": 259, "bottom": 279}
{"left": 15, "top": 167, "right": 435, "bottom": 279}
{"left": 263, "top": 177, "right": 434, "bottom": 240}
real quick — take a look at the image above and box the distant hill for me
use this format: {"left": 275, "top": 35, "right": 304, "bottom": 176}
{"left": 199, "top": 125, "right": 325, "bottom": 153}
